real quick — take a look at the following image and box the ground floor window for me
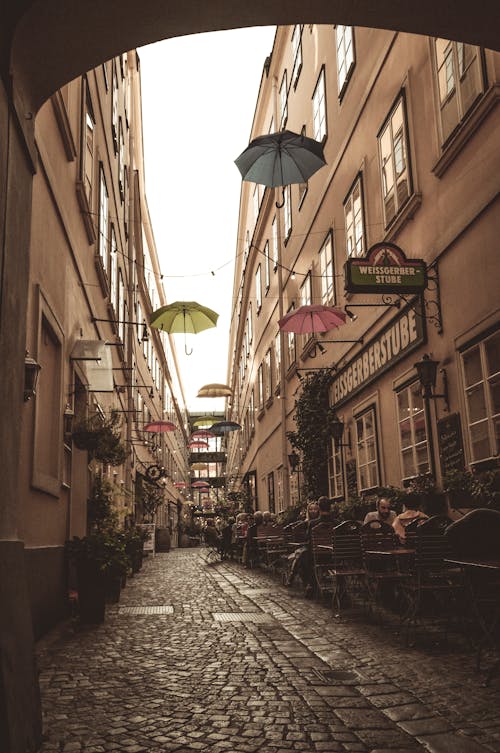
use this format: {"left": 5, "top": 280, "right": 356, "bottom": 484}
{"left": 267, "top": 472, "right": 275, "bottom": 513}
{"left": 397, "top": 380, "right": 430, "bottom": 480}
{"left": 461, "top": 329, "right": 500, "bottom": 463}
{"left": 355, "top": 407, "right": 380, "bottom": 490}
{"left": 327, "top": 437, "right": 344, "bottom": 498}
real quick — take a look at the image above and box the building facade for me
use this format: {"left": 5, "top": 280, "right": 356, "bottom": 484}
{"left": 227, "top": 25, "right": 500, "bottom": 513}
{"left": 21, "top": 51, "right": 191, "bottom": 639}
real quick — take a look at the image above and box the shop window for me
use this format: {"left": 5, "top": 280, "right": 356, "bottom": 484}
{"left": 378, "top": 95, "right": 412, "bottom": 227}
{"left": 434, "top": 39, "right": 484, "bottom": 144}
{"left": 397, "top": 381, "right": 430, "bottom": 480}
{"left": 461, "top": 330, "right": 500, "bottom": 463}
{"left": 355, "top": 407, "right": 380, "bottom": 490}
{"left": 336, "top": 25, "right": 355, "bottom": 97}
{"left": 344, "top": 176, "right": 365, "bottom": 258}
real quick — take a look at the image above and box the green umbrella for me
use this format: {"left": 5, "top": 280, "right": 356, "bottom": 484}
{"left": 150, "top": 301, "right": 219, "bottom": 354}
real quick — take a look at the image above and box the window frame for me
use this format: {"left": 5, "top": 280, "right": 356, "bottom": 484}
{"left": 378, "top": 93, "right": 413, "bottom": 228}
{"left": 396, "top": 380, "right": 431, "bottom": 482}
{"left": 355, "top": 406, "right": 381, "bottom": 492}
{"left": 335, "top": 25, "right": 355, "bottom": 98}
{"left": 328, "top": 436, "right": 345, "bottom": 499}
{"left": 343, "top": 174, "right": 366, "bottom": 259}
{"left": 279, "top": 71, "right": 288, "bottom": 129}
{"left": 318, "top": 231, "right": 336, "bottom": 306}
{"left": 291, "top": 25, "right": 303, "bottom": 89}
{"left": 255, "top": 264, "right": 262, "bottom": 313}
{"left": 312, "top": 66, "right": 327, "bottom": 142}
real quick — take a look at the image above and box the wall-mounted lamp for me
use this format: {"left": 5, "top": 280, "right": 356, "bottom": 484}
{"left": 345, "top": 307, "right": 358, "bottom": 321}
{"left": 288, "top": 450, "right": 300, "bottom": 473}
{"left": 414, "top": 354, "right": 449, "bottom": 411}
{"left": 63, "top": 404, "right": 74, "bottom": 436}
{"left": 24, "top": 351, "right": 42, "bottom": 402}
{"left": 329, "top": 415, "right": 351, "bottom": 449}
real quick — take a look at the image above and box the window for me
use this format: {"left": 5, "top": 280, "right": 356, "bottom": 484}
{"left": 291, "top": 25, "right": 303, "bottom": 88}
{"left": 336, "top": 25, "right": 355, "bottom": 95}
{"left": 434, "top": 39, "right": 483, "bottom": 143}
{"left": 264, "top": 241, "right": 270, "bottom": 292}
{"left": 283, "top": 185, "right": 292, "bottom": 241}
{"left": 257, "top": 363, "right": 264, "bottom": 410}
{"left": 298, "top": 126, "right": 308, "bottom": 206}
{"left": 355, "top": 408, "right": 380, "bottom": 490}
{"left": 83, "top": 99, "right": 95, "bottom": 205}
{"left": 312, "top": 68, "right": 327, "bottom": 142}
{"left": 378, "top": 97, "right": 411, "bottom": 226}
{"left": 272, "top": 216, "right": 278, "bottom": 270}
{"left": 118, "top": 119, "right": 125, "bottom": 201}
{"left": 117, "top": 269, "right": 125, "bottom": 342}
{"left": 275, "top": 332, "right": 281, "bottom": 388}
{"left": 276, "top": 466, "right": 285, "bottom": 512}
{"left": 109, "top": 226, "right": 118, "bottom": 313}
{"left": 397, "top": 382, "right": 430, "bottom": 479}
{"left": 98, "top": 166, "right": 108, "bottom": 272}
{"left": 279, "top": 71, "right": 288, "bottom": 129}
{"left": 247, "top": 303, "right": 253, "bottom": 345}
{"left": 244, "top": 230, "right": 250, "bottom": 263}
{"left": 264, "top": 348, "right": 273, "bottom": 402}
{"left": 255, "top": 264, "right": 262, "bottom": 312}
{"left": 344, "top": 176, "right": 365, "bottom": 258}
{"left": 461, "top": 330, "right": 500, "bottom": 463}
{"left": 300, "top": 273, "right": 312, "bottom": 348}
{"left": 328, "top": 437, "right": 345, "bottom": 499}
{"left": 319, "top": 232, "right": 335, "bottom": 305}
{"left": 286, "top": 306, "right": 296, "bottom": 370}
{"left": 136, "top": 301, "right": 143, "bottom": 342}
{"left": 249, "top": 390, "right": 255, "bottom": 434}
{"left": 267, "top": 472, "right": 276, "bottom": 514}
{"left": 33, "top": 315, "right": 62, "bottom": 495}
{"left": 112, "top": 63, "right": 119, "bottom": 152}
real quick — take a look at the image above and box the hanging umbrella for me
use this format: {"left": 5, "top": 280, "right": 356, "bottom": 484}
{"left": 190, "top": 462, "right": 209, "bottom": 471}
{"left": 174, "top": 481, "right": 187, "bottom": 489}
{"left": 143, "top": 420, "right": 177, "bottom": 433}
{"left": 192, "top": 480, "right": 210, "bottom": 488}
{"left": 235, "top": 130, "right": 327, "bottom": 189}
{"left": 190, "top": 429, "right": 215, "bottom": 439}
{"left": 197, "top": 383, "right": 233, "bottom": 398}
{"left": 210, "top": 420, "right": 242, "bottom": 434}
{"left": 149, "top": 301, "right": 219, "bottom": 355}
{"left": 187, "top": 439, "right": 209, "bottom": 449}
{"left": 278, "top": 304, "right": 347, "bottom": 335}
{"left": 193, "top": 415, "right": 220, "bottom": 428}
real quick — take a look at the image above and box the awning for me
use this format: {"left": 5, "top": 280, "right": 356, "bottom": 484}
{"left": 70, "top": 340, "right": 113, "bottom": 392}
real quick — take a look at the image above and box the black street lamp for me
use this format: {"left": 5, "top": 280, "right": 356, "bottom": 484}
{"left": 329, "top": 415, "right": 351, "bottom": 449}
{"left": 414, "top": 354, "right": 449, "bottom": 410}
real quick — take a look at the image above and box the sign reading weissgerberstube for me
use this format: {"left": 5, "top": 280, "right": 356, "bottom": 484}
{"left": 344, "top": 242, "right": 427, "bottom": 294}
{"left": 331, "top": 300, "right": 425, "bottom": 407}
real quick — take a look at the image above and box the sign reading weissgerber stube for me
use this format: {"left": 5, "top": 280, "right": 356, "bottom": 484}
{"left": 331, "top": 300, "right": 425, "bottom": 407}
{"left": 344, "top": 242, "right": 427, "bottom": 294}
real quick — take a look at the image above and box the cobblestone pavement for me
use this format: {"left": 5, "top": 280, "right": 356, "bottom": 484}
{"left": 36, "top": 549, "right": 500, "bottom": 753}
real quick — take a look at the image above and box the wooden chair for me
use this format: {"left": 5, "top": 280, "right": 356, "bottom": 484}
{"left": 317, "top": 520, "right": 368, "bottom": 617}
{"left": 399, "top": 515, "right": 463, "bottom": 644}
{"left": 361, "top": 520, "right": 411, "bottom": 613}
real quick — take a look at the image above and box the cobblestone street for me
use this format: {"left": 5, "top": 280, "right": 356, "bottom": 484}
{"left": 36, "top": 549, "right": 500, "bottom": 753}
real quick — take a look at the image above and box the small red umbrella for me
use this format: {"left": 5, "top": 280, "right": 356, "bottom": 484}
{"left": 192, "top": 480, "right": 210, "bottom": 488}
{"left": 187, "top": 439, "right": 209, "bottom": 449}
{"left": 278, "top": 304, "right": 346, "bottom": 334}
{"left": 190, "top": 429, "right": 215, "bottom": 439}
{"left": 174, "top": 481, "right": 187, "bottom": 489}
{"left": 144, "top": 420, "right": 177, "bottom": 433}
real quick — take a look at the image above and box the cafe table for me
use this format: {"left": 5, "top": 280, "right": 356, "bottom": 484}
{"left": 444, "top": 557, "right": 500, "bottom": 685}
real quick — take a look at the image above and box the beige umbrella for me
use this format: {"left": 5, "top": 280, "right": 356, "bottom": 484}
{"left": 197, "top": 383, "right": 233, "bottom": 398}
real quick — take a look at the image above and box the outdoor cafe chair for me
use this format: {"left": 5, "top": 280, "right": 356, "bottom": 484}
{"left": 399, "top": 515, "right": 464, "bottom": 645}
{"left": 321, "top": 520, "right": 368, "bottom": 618}
{"left": 361, "top": 520, "right": 412, "bottom": 615}
{"left": 444, "top": 508, "right": 500, "bottom": 685}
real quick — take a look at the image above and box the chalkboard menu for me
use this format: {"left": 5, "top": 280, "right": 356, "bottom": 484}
{"left": 346, "top": 458, "right": 358, "bottom": 499}
{"left": 437, "top": 413, "right": 465, "bottom": 476}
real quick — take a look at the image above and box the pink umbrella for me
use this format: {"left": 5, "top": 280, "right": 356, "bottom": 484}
{"left": 174, "top": 481, "right": 187, "bottom": 489}
{"left": 192, "top": 480, "right": 210, "bottom": 488}
{"left": 187, "top": 439, "right": 209, "bottom": 449}
{"left": 278, "top": 304, "right": 346, "bottom": 334}
{"left": 190, "top": 429, "right": 215, "bottom": 439}
{"left": 144, "top": 420, "right": 177, "bottom": 433}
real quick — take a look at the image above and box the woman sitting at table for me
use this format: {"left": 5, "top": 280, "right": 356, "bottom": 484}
{"left": 392, "top": 492, "right": 428, "bottom": 543}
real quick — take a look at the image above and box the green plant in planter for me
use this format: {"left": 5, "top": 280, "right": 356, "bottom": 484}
{"left": 442, "top": 468, "right": 475, "bottom": 507}
{"left": 471, "top": 462, "right": 500, "bottom": 509}
{"left": 72, "top": 410, "right": 128, "bottom": 466}
{"left": 123, "top": 527, "right": 150, "bottom": 572}
{"left": 88, "top": 473, "right": 117, "bottom": 529}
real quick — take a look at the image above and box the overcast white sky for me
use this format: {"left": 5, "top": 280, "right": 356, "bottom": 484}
{"left": 139, "top": 27, "right": 276, "bottom": 412}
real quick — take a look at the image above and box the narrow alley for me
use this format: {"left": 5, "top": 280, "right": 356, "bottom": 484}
{"left": 36, "top": 549, "right": 500, "bottom": 753}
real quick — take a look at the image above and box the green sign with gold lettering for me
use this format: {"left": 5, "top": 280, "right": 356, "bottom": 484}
{"left": 345, "top": 242, "right": 427, "bottom": 294}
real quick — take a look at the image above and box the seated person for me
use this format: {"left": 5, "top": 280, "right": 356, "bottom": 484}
{"left": 244, "top": 511, "right": 263, "bottom": 566}
{"left": 364, "top": 497, "right": 396, "bottom": 526}
{"left": 204, "top": 519, "right": 221, "bottom": 550}
{"left": 392, "top": 492, "right": 429, "bottom": 542}
{"left": 220, "top": 518, "right": 234, "bottom": 559}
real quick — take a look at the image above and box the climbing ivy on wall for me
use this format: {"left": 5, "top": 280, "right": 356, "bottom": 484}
{"left": 287, "top": 368, "right": 337, "bottom": 500}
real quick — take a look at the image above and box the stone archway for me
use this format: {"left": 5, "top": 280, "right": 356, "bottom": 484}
{"left": 1, "top": 3, "right": 499, "bottom": 752}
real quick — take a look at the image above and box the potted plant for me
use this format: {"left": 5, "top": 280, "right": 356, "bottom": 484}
{"left": 66, "top": 530, "right": 128, "bottom": 622}
{"left": 442, "top": 468, "right": 475, "bottom": 508}
{"left": 72, "top": 410, "right": 128, "bottom": 466}
{"left": 123, "top": 526, "right": 150, "bottom": 573}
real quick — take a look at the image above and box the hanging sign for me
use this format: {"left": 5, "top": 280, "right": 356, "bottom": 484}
{"left": 330, "top": 300, "right": 425, "bottom": 407}
{"left": 344, "top": 242, "right": 427, "bottom": 294}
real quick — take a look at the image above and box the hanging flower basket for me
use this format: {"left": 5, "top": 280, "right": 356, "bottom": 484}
{"left": 71, "top": 410, "right": 128, "bottom": 466}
